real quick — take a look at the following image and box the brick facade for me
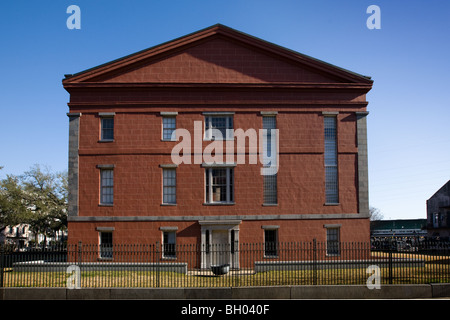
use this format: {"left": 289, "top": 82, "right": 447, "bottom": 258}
{"left": 63, "top": 25, "right": 373, "bottom": 265}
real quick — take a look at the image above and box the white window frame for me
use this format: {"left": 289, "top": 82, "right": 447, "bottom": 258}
{"left": 204, "top": 165, "right": 235, "bottom": 204}
{"left": 99, "top": 112, "right": 115, "bottom": 142}
{"left": 98, "top": 165, "right": 115, "bottom": 205}
{"left": 204, "top": 113, "right": 234, "bottom": 141}
{"left": 161, "top": 227, "right": 178, "bottom": 259}
{"left": 162, "top": 168, "right": 176, "bottom": 204}
{"left": 161, "top": 112, "right": 177, "bottom": 141}
{"left": 97, "top": 228, "right": 114, "bottom": 260}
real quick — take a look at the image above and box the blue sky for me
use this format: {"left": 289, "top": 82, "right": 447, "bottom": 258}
{"left": 1, "top": 1, "right": 449, "bottom": 220}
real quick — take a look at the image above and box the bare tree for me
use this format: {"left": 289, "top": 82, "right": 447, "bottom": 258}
{"left": 369, "top": 206, "right": 384, "bottom": 221}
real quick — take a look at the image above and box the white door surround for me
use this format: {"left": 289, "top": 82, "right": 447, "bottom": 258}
{"left": 199, "top": 220, "right": 241, "bottom": 269}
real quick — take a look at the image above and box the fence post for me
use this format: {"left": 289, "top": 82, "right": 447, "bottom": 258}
{"left": 0, "top": 243, "right": 4, "bottom": 288}
{"left": 77, "top": 241, "right": 82, "bottom": 266}
{"left": 313, "top": 239, "right": 317, "bottom": 286}
{"left": 388, "top": 242, "right": 393, "bottom": 284}
{"left": 156, "top": 241, "right": 160, "bottom": 288}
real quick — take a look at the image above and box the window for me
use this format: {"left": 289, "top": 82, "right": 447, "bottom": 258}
{"left": 263, "top": 116, "right": 277, "bottom": 204}
{"left": 162, "top": 117, "right": 176, "bottom": 141}
{"left": 263, "top": 116, "right": 276, "bottom": 159}
{"left": 205, "top": 167, "right": 234, "bottom": 204}
{"left": 263, "top": 175, "right": 277, "bottom": 205}
{"left": 163, "top": 231, "right": 176, "bottom": 258}
{"left": 205, "top": 116, "right": 233, "bottom": 140}
{"left": 100, "top": 114, "right": 114, "bottom": 141}
{"left": 99, "top": 231, "right": 113, "bottom": 259}
{"left": 324, "top": 116, "right": 338, "bottom": 204}
{"left": 264, "top": 229, "right": 278, "bottom": 257}
{"left": 162, "top": 168, "right": 176, "bottom": 204}
{"left": 326, "top": 227, "right": 340, "bottom": 255}
{"left": 100, "top": 169, "right": 114, "bottom": 205}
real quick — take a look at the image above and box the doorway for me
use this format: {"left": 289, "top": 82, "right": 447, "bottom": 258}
{"left": 211, "top": 230, "right": 229, "bottom": 266}
{"left": 199, "top": 220, "right": 241, "bottom": 269}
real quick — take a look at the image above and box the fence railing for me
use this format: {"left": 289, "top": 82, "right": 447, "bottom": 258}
{"left": 1, "top": 240, "right": 449, "bottom": 288}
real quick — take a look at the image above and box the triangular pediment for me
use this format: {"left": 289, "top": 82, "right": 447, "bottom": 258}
{"left": 63, "top": 24, "right": 372, "bottom": 86}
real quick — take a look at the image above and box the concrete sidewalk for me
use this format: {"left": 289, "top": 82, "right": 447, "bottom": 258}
{"left": 1, "top": 283, "right": 450, "bottom": 300}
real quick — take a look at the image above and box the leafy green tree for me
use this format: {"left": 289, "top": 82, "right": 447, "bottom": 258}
{"left": 0, "top": 172, "right": 33, "bottom": 228}
{"left": 21, "top": 165, "right": 68, "bottom": 245}
{"left": 0, "top": 165, "right": 68, "bottom": 245}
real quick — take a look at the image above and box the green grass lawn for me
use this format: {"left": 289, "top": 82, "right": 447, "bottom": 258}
{"left": 3, "top": 262, "right": 449, "bottom": 288}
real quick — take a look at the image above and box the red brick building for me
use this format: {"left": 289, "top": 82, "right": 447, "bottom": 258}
{"left": 63, "top": 24, "right": 373, "bottom": 266}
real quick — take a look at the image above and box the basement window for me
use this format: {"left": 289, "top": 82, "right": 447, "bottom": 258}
{"left": 325, "top": 225, "right": 341, "bottom": 256}
{"left": 99, "top": 230, "right": 113, "bottom": 259}
{"left": 264, "top": 228, "right": 278, "bottom": 257}
{"left": 163, "top": 230, "right": 177, "bottom": 258}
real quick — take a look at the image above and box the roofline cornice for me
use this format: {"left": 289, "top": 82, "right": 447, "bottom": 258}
{"left": 63, "top": 82, "right": 373, "bottom": 92}
{"left": 67, "top": 101, "right": 369, "bottom": 108}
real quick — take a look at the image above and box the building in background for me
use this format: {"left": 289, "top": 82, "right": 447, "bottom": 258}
{"left": 370, "top": 219, "right": 428, "bottom": 239}
{"left": 370, "top": 219, "right": 427, "bottom": 250}
{"left": 0, "top": 224, "right": 67, "bottom": 249}
{"left": 63, "top": 24, "right": 373, "bottom": 266}
{"left": 427, "top": 180, "right": 450, "bottom": 240}
{"left": 0, "top": 225, "right": 31, "bottom": 249}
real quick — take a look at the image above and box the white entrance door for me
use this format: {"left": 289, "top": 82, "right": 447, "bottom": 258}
{"left": 199, "top": 220, "right": 241, "bottom": 269}
{"left": 211, "top": 230, "right": 230, "bottom": 266}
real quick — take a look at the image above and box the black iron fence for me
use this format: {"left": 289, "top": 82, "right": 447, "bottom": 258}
{"left": 1, "top": 240, "right": 449, "bottom": 288}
